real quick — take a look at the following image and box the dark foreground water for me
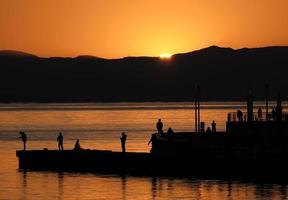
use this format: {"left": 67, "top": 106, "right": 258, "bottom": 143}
{"left": 1, "top": 102, "right": 288, "bottom": 200}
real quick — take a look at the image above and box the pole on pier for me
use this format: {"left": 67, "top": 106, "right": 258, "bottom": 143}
{"left": 197, "top": 85, "right": 201, "bottom": 132}
{"left": 276, "top": 94, "right": 282, "bottom": 121}
{"left": 247, "top": 90, "right": 254, "bottom": 122}
{"left": 265, "top": 84, "right": 269, "bottom": 121}
{"left": 195, "top": 93, "right": 198, "bottom": 133}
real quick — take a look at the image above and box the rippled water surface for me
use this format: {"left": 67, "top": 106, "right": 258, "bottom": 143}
{"left": 1, "top": 102, "right": 288, "bottom": 200}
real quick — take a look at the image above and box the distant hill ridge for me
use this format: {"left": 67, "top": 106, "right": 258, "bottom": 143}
{"left": 1, "top": 45, "right": 288, "bottom": 59}
{"left": 0, "top": 50, "right": 38, "bottom": 58}
{"left": 0, "top": 46, "right": 288, "bottom": 102}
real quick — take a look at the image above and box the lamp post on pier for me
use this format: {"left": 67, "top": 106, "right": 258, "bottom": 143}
{"left": 265, "top": 84, "right": 269, "bottom": 121}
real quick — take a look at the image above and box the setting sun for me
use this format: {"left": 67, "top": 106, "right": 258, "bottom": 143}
{"left": 160, "top": 53, "right": 172, "bottom": 59}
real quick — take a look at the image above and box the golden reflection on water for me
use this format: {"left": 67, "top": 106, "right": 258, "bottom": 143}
{"left": 14, "top": 170, "right": 288, "bottom": 200}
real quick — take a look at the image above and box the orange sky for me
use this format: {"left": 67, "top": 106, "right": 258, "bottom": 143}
{"left": 1, "top": 0, "right": 288, "bottom": 58}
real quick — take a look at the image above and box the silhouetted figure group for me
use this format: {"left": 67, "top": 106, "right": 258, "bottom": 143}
{"left": 271, "top": 107, "right": 282, "bottom": 121}
{"left": 156, "top": 119, "right": 174, "bottom": 138}
{"left": 57, "top": 133, "right": 81, "bottom": 151}
{"left": 18, "top": 131, "right": 130, "bottom": 153}
{"left": 19, "top": 131, "right": 27, "bottom": 150}
{"left": 205, "top": 120, "right": 217, "bottom": 133}
{"left": 17, "top": 118, "right": 218, "bottom": 153}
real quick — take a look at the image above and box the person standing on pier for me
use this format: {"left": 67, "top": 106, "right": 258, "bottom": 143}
{"left": 258, "top": 108, "right": 263, "bottom": 121}
{"left": 120, "top": 132, "right": 127, "bottom": 153}
{"left": 156, "top": 119, "right": 163, "bottom": 135}
{"left": 19, "top": 131, "right": 27, "bottom": 151}
{"left": 57, "top": 132, "right": 64, "bottom": 150}
{"left": 237, "top": 110, "right": 243, "bottom": 121}
{"left": 211, "top": 120, "right": 216, "bottom": 132}
{"left": 148, "top": 134, "right": 156, "bottom": 146}
{"left": 148, "top": 134, "right": 157, "bottom": 153}
{"left": 272, "top": 108, "right": 277, "bottom": 120}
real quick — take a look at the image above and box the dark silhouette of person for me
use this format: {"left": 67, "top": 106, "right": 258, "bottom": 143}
{"left": 240, "top": 111, "right": 243, "bottom": 121}
{"left": 148, "top": 134, "right": 156, "bottom": 146}
{"left": 258, "top": 107, "right": 262, "bottom": 121}
{"left": 237, "top": 110, "right": 243, "bottom": 121}
{"left": 148, "top": 134, "right": 157, "bottom": 153}
{"left": 167, "top": 127, "right": 174, "bottom": 135}
{"left": 57, "top": 132, "right": 64, "bottom": 150}
{"left": 167, "top": 128, "right": 174, "bottom": 140}
{"left": 120, "top": 132, "right": 127, "bottom": 153}
{"left": 211, "top": 120, "right": 216, "bottom": 132}
{"left": 200, "top": 122, "right": 205, "bottom": 133}
{"left": 206, "top": 127, "right": 211, "bottom": 133}
{"left": 19, "top": 131, "right": 27, "bottom": 150}
{"left": 272, "top": 108, "right": 277, "bottom": 120}
{"left": 73, "top": 139, "right": 81, "bottom": 151}
{"left": 156, "top": 119, "right": 163, "bottom": 134}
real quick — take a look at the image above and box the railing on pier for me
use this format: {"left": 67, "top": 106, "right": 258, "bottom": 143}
{"left": 227, "top": 112, "right": 288, "bottom": 122}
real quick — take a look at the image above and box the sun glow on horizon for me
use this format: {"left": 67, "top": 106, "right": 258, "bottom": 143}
{"left": 160, "top": 53, "right": 172, "bottom": 59}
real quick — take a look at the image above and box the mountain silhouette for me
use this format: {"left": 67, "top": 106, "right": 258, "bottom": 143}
{"left": 0, "top": 50, "right": 38, "bottom": 58}
{"left": 0, "top": 46, "right": 288, "bottom": 102}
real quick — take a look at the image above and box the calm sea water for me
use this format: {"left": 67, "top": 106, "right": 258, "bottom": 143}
{"left": 1, "top": 102, "right": 288, "bottom": 200}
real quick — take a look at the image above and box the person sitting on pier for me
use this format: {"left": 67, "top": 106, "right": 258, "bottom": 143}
{"left": 156, "top": 119, "right": 163, "bottom": 136}
{"left": 211, "top": 120, "right": 216, "bottom": 132}
{"left": 19, "top": 131, "right": 27, "bottom": 151}
{"left": 167, "top": 127, "right": 174, "bottom": 140}
{"left": 206, "top": 127, "right": 211, "bottom": 133}
{"left": 237, "top": 110, "right": 243, "bottom": 121}
{"left": 167, "top": 127, "right": 174, "bottom": 136}
{"left": 120, "top": 132, "right": 127, "bottom": 153}
{"left": 73, "top": 139, "right": 81, "bottom": 151}
{"left": 258, "top": 107, "right": 263, "bottom": 121}
{"left": 57, "top": 132, "right": 64, "bottom": 150}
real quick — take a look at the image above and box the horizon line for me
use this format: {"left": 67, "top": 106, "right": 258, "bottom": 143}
{"left": 1, "top": 45, "right": 288, "bottom": 60}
